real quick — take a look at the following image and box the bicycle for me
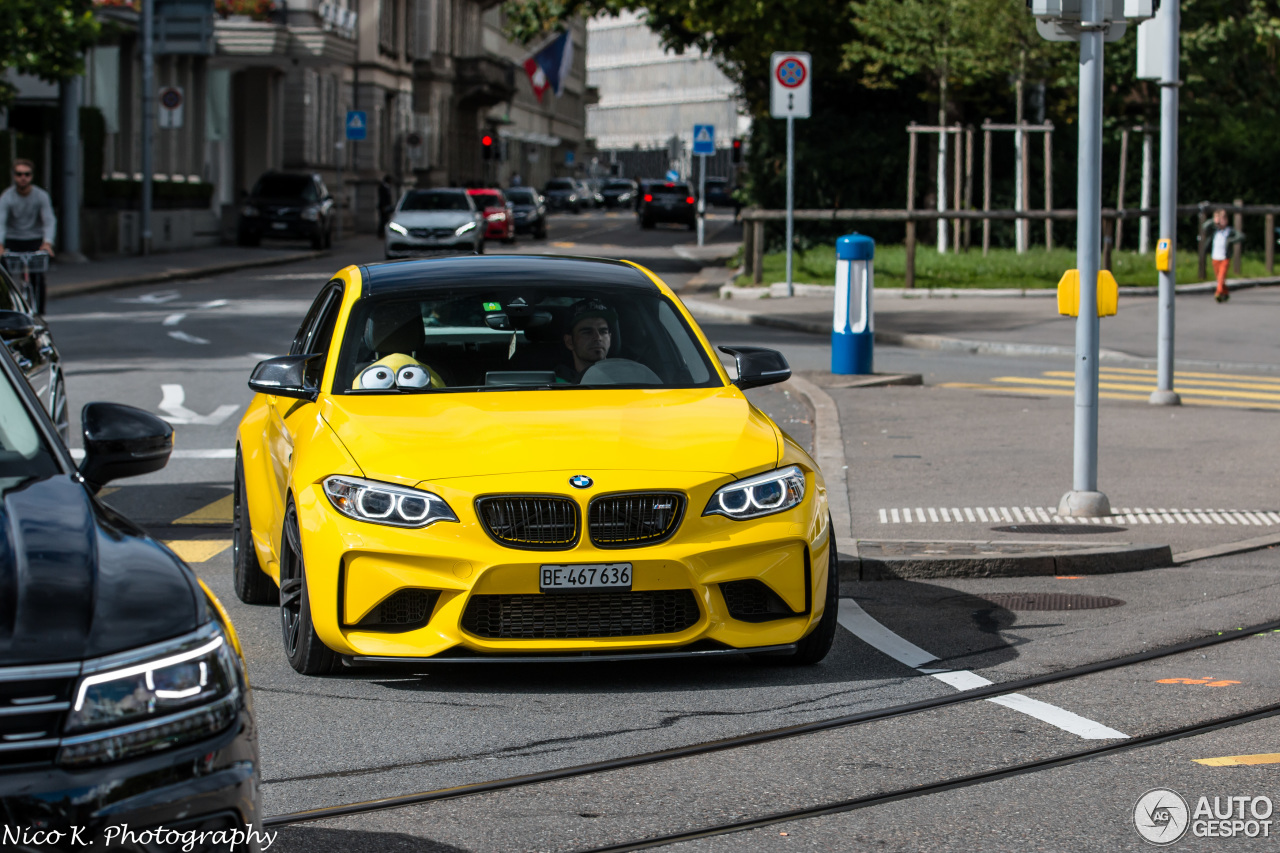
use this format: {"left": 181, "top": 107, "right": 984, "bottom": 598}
{"left": 1, "top": 250, "right": 49, "bottom": 314}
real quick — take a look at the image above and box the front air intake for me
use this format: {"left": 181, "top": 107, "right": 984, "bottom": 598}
{"left": 588, "top": 492, "right": 685, "bottom": 547}
{"left": 476, "top": 496, "right": 580, "bottom": 549}
{"left": 461, "top": 590, "right": 700, "bottom": 639}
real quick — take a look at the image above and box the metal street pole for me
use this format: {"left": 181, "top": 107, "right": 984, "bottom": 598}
{"left": 1059, "top": 0, "right": 1110, "bottom": 518}
{"left": 697, "top": 152, "right": 706, "bottom": 247}
{"left": 335, "top": 140, "right": 344, "bottom": 242}
{"left": 141, "top": 0, "right": 154, "bottom": 256}
{"left": 59, "top": 77, "right": 85, "bottom": 262}
{"left": 785, "top": 115, "right": 794, "bottom": 297}
{"left": 1149, "top": 1, "right": 1181, "bottom": 406}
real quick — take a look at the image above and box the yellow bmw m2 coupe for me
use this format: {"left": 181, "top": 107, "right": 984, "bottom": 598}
{"left": 233, "top": 256, "right": 836, "bottom": 673}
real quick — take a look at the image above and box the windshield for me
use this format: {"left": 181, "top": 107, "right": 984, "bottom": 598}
{"left": 253, "top": 174, "right": 315, "bottom": 200}
{"left": 604, "top": 180, "right": 634, "bottom": 190}
{"left": 506, "top": 189, "right": 537, "bottom": 204}
{"left": 545, "top": 179, "right": 575, "bottom": 191}
{"left": 334, "top": 284, "right": 720, "bottom": 393}
{"left": 0, "top": 373, "right": 58, "bottom": 492}
{"left": 400, "top": 191, "right": 472, "bottom": 212}
{"left": 470, "top": 192, "right": 503, "bottom": 207}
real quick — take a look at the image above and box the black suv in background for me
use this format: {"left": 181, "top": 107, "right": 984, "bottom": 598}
{"left": 506, "top": 187, "right": 548, "bottom": 238}
{"left": 542, "top": 177, "right": 582, "bottom": 213}
{"left": 0, "top": 345, "right": 262, "bottom": 848}
{"left": 237, "top": 171, "right": 335, "bottom": 249}
{"left": 638, "top": 181, "right": 697, "bottom": 230}
{"left": 601, "top": 178, "right": 638, "bottom": 208}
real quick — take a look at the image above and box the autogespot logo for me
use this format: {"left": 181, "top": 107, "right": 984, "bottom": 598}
{"left": 1135, "top": 788, "right": 1190, "bottom": 845}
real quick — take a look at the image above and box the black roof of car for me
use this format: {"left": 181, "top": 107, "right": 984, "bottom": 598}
{"left": 359, "top": 255, "right": 659, "bottom": 296}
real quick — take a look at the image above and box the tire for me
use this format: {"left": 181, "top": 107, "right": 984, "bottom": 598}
{"left": 233, "top": 449, "right": 278, "bottom": 605}
{"left": 323, "top": 225, "right": 333, "bottom": 249}
{"left": 237, "top": 230, "right": 260, "bottom": 248}
{"left": 752, "top": 520, "right": 839, "bottom": 666}
{"left": 309, "top": 230, "right": 325, "bottom": 250}
{"left": 279, "top": 499, "right": 341, "bottom": 674}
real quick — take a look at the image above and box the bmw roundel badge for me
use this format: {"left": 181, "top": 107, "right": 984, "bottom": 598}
{"left": 569, "top": 475, "right": 593, "bottom": 489}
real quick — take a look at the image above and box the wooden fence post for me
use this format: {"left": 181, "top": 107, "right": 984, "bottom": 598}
{"left": 1044, "top": 128, "right": 1053, "bottom": 251}
{"left": 1115, "top": 129, "right": 1128, "bottom": 251}
{"left": 906, "top": 127, "right": 918, "bottom": 289}
{"left": 982, "top": 126, "right": 991, "bottom": 256}
{"left": 1233, "top": 198, "right": 1244, "bottom": 275}
{"left": 1267, "top": 213, "right": 1275, "bottom": 275}
{"left": 752, "top": 220, "right": 764, "bottom": 285}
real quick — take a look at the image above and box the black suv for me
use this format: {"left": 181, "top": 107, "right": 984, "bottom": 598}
{"left": 0, "top": 346, "right": 262, "bottom": 846}
{"left": 638, "top": 181, "right": 697, "bottom": 230}
{"left": 237, "top": 171, "right": 335, "bottom": 249}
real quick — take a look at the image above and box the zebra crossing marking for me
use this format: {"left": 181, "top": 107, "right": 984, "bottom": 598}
{"left": 876, "top": 507, "right": 1277, "bottom": 526}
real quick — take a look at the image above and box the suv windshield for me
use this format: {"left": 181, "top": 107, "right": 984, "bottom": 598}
{"left": 604, "top": 180, "right": 634, "bottom": 190}
{"left": 545, "top": 178, "right": 575, "bottom": 191}
{"left": 334, "top": 285, "right": 720, "bottom": 393}
{"left": 253, "top": 174, "right": 315, "bottom": 200}
{"left": 400, "top": 191, "right": 472, "bottom": 212}
{"left": 0, "top": 372, "right": 58, "bottom": 491}
{"left": 506, "top": 189, "right": 537, "bottom": 204}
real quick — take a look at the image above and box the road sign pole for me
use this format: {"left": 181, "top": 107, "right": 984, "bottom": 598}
{"left": 785, "top": 115, "right": 795, "bottom": 298}
{"left": 1060, "top": 0, "right": 1110, "bottom": 518}
{"left": 335, "top": 140, "right": 344, "bottom": 243}
{"left": 141, "top": 0, "right": 154, "bottom": 256}
{"left": 697, "top": 153, "right": 706, "bottom": 247}
{"left": 1150, "top": 0, "right": 1181, "bottom": 407}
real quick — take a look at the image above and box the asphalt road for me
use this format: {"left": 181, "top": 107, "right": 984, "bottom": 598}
{"left": 37, "top": 208, "right": 1280, "bottom": 851}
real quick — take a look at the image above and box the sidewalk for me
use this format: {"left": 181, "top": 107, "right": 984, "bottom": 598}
{"left": 47, "top": 244, "right": 328, "bottom": 300}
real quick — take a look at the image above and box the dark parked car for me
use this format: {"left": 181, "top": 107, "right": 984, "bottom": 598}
{"left": 0, "top": 260, "right": 66, "bottom": 441}
{"left": 0, "top": 345, "right": 262, "bottom": 849}
{"left": 601, "top": 178, "right": 638, "bottom": 208}
{"left": 506, "top": 187, "right": 548, "bottom": 238}
{"left": 578, "top": 179, "right": 604, "bottom": 208}
{"left": 704, "top": 177, "right": 734, "bottom": 208}
{"left": 543, "top": 177, "right": 582, "bottom": 213}
{"left": 238, "top": 171, "right": 335, "bottom": 249}
{"left": 638, "top": 181, "right": 697, "bottom": 230}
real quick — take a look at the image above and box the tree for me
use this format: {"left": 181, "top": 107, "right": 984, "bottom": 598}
{"left": 0, "top": 0, "right": 100, "bottom": 106}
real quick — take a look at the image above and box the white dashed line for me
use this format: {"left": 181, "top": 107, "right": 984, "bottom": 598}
{"left": 875, "top": 506, "right": 1275, "bottom": 525}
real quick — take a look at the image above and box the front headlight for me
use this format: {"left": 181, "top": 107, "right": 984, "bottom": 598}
{"left": 455, "top": 222, "right": 477, "bottom": 235}
{"left": 241, "top": 205, "right": 259, "bottom": 217}
{"left": 59, "top": 623, "right": 241, "bottom": 766}
{"left": 485, "top": 211, "right": 504, "bottom": 222}
{"left": 388, "top": 221, "right": 409, "bottom": 236}
{"left": 301, "top": 205, "right": 320, "bottom": 221}
{"left": 324, "top": 475, "right": 458, "bottom": 528}
{"left": 703, "top": 465, "right": 806, "bottom": 521}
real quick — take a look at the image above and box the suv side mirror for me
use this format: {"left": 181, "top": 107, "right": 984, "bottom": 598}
{"left": 0, "top": 310, "right": 38, "bottom": 341}
{"left": 719, "top": 346, "right": 791, "bottom": 390}
{"left": 79, "top": 402, "right": 174, "bottom": 493}
{"left": 249, "top": 354, "right": 322, "bottom": 401}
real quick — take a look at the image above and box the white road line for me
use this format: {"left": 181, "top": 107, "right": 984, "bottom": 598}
{"left": 940, "top": 507, "right": 951, "bottom": 522}
{"left": 879, "top": 509, "right": 888, "bottom": 524}
{"left": 1012, "top": 507, "right": 1025, "bottom": 522}
{"left": 928, "top": 507, "right": 939, "bottom": 522}
{"left": 837, "top": 600, "right": 1128, "bottom": 740}
{"left": 890, "top": 508, "right": 900, "bottom": 524}
{"left": 964, "top": 507, "right": 976, "bottom": 522}
{"left": 158, "top": 384, "right": 240, "bottom": 426}
{"left": 875, "top": 506, "right": 1278, "bottom": 525}
{"left": 162, "top": 312, "right": 186, "bottom": 326}
{"left": 168, "top": 330, "right": 210, "bottom": 345}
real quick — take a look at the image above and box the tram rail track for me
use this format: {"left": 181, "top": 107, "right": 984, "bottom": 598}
{"left": 265, "top": 614, "right": 1280, "bottom": 829}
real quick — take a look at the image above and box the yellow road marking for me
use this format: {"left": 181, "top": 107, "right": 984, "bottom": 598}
{"left": 1194, "top": 753, "right": 1280, "bottom": 767}
{"left": 991, "top": 376, "right": 1280, "bottom": 404}
{"left": 1090, "top": 366, "right": 1280, "bottom": 382}
{"left": 1043, "top": 371, "right": 1280, "bottom": 392}
{"left": 98, "top": 487, "right": 120, "bottom": 498}
{"left": 551, "top": 241, "right": 576, "bottom": 248}
{"left": 163, "top": 540, "right": 232, "bottom": 562}
{"left": 174, "top": 494, "right": 233, "bottom": 525}
{"left": 938, "top": 383, "right": 1280, "bottom": 410}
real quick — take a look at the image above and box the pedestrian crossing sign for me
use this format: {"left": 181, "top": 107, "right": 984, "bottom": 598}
{"left": 346, "top": 111, "right": 368, "bottom": 141}
{"left": 692, "top": 125, "right": 715, "bottom": 155}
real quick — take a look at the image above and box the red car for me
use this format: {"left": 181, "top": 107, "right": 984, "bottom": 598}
{"left": 467, "top": 188, "right": 516, "bottom": 244}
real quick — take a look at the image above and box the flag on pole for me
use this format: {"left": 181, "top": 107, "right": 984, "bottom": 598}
{"left": 523, "top": 30, "right": 574, "bottom": 102}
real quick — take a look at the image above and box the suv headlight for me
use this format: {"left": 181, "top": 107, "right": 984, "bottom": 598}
{"left": 59, "top": 623, "right": 242, "bottom": 766}
{"left": 703, "top": 465, "right": 806, "bottom": 521}
{"left": 324, "top": 475, "right": 458, "bottom": 528}
{"left": 455, "top": 222, "right": 477, "bottom": 235}
{"left": 301, "top": 205, "right": 320, "bottom": 221}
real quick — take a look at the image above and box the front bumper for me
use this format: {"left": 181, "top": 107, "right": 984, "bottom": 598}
{"left": 0, "top": 709, "right": 261, "bottom": 851}
{"left": 294, "top": 468, "right": 832, "bottom": 660}
{"left": 240, "top": 218, "right": 318, "bottom": 239}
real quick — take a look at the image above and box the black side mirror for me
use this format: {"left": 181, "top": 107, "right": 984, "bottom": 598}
{"left": 249, "top": 354, "right": 322, "bottom": 401}
{"left": 719, "top": 346, "right": 791, "bottom": 390}
{"left": 79, "top": 403, "right": 174, "bottom": 493}
{"left": 0, "top": 310, "right": 38, "bottom": 341}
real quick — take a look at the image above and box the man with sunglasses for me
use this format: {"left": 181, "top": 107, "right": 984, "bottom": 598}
{"left": 0, "top": 158, "right": 57, "bottom": 313}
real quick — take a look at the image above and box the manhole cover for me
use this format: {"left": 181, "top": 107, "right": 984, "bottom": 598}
{"left": 978, "top": 593, "right": 1125, "bottom": 611}
{"left": 992, "top": 524, "right": 1126, "bottom": 535}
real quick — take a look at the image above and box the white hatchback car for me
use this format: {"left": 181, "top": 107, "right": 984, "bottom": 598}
{"left": 385, "top": 188, "right": 484, "bottom": 257}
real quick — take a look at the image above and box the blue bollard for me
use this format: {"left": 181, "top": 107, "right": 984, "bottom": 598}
{"left": 832, "top": 233, "right": 874, "bottom": 375}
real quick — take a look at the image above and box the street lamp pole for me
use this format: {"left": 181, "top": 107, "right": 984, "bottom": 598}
{"left": 1149, "top": 0, "right": 1181, "bottom": 406}
{"left": 1059, "top": 0, "right": 1110, "bottom": 518}
{"left": 141, "top": 0, "right": 154, "bottom": 256}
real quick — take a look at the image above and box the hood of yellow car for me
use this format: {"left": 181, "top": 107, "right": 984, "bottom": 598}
{"left": 321, "top": 387, "right": 780, "bottom": 483}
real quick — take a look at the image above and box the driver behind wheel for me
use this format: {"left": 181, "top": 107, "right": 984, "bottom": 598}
{"left": 557, "top": 298, "right": 617, "bottom": 384}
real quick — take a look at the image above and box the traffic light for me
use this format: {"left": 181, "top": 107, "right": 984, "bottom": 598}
{"left": 481, "top": 134, "right": 494, "bottom": 161}
{"left": 731, "top": 137, "right": 743, "bottom": 163}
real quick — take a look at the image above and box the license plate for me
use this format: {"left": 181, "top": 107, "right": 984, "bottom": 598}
{"left": 271, "top": 222, "right": 288, "bottom": 230}
{"left": 540, "top": 563, "right": 632, "bottom": 592}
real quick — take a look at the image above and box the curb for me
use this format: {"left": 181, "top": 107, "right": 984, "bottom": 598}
{"left": 836, "top": 544, "right": 1172, "bottom": 583}
{"left": 49, "top": 249, "right": 330, "bottom": 300}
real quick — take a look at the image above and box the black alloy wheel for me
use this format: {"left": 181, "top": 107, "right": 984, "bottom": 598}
{"left": 279, "top": 499, "right": 341, "bottom": 674}
{"left": 752, "top": 516, "right": 840, "bottom": 666}
{"left": 233, "top": 449, "right": 278, "bottom": 605}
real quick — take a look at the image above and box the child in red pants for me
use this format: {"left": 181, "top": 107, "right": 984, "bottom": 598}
{"left": 1203, "top": 208, "right": 1244, "bottom": 302}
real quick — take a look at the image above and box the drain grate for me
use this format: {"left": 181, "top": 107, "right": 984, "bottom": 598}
{"left": 979, "top": 592, "right": 1125, "bottom": 611}
{"left": 992, "top": 524, "right": 1126, "bottom": 535}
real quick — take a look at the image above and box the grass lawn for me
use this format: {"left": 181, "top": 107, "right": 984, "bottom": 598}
{"left": 735, "top": 244, "right": 1275, "bottom": 289}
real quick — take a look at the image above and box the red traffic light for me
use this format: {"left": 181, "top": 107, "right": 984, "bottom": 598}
{"left": 731, "top": 137, "right": 743, "bottom": 163}
{"left": 481, "top": 135, "right": 493, "bottom": 147}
